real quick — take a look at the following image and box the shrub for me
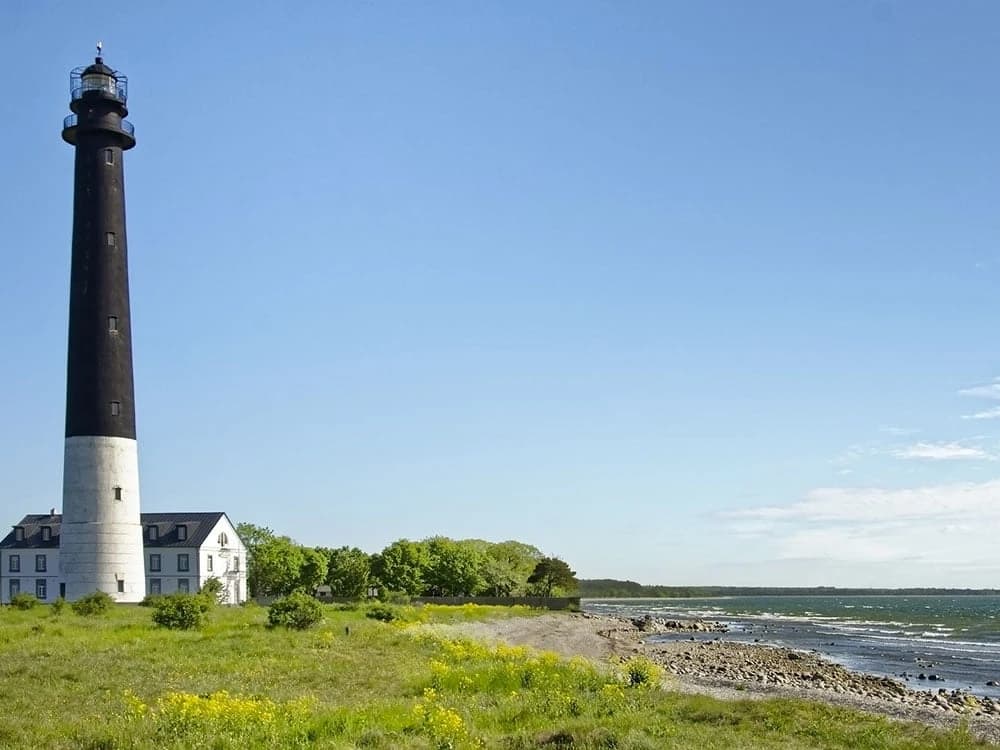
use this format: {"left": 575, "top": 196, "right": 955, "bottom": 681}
{"left": 138, "top": 593, "right": 164, "bottom": 608}
{"left": 71, "top": 590, "right": 114, "bottom": 616}
{"left": 200, "top": 576, "right": 224, "bottom": 604}
{"left": 267, "top": 591, "right": 323, "bottom": 630}
{"left": 50, "top": 597, "right": 67, "bottom": 617}
{"left": 151, "top": 593, "right": 211, "bottom": 630}
{"left": 10, "top": 592, "right": 39, "bottom": 610}
{"left": 382, "top": 590, "right": 410, "bottom": 605}
{"left": 365, "top": 604, "right": 401, "bottom": 622}
{"left": 619, "top": 655, "right": 664, "bottom": 688}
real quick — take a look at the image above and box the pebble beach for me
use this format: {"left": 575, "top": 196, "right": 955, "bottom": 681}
{"left": 443, "top": 612, "right": 1000, "bottom": 744}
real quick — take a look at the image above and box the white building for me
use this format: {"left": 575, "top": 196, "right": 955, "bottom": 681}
{"left": 0, "top": 512, "right": 246, "bottom": 605}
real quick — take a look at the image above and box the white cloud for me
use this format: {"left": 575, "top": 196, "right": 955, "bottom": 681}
{"left": 727, "top": 480, "right": 1000, "bottom": 524}
{"left": 892, "top": 442, "right": 992, "bottom": 461}
{"left": 958, "top": 378, "right": 1000, "bottom": 399}
{"left": 879, "top": 425, "right": 918, "bottom": 436}
{"left": 722, "top": 479, "right": 1000, "bottom": 569}
{"left": 961, "top": 407, "right": 1000, "bottom": 420}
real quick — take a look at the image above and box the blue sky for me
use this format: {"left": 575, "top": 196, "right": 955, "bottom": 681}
{"left": 4, "top": 1, "right": 1000, "bottom": 587}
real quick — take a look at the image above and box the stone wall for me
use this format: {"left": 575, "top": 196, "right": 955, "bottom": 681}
{"left": 412, "top": 595, "right": 580, "bottom": 611}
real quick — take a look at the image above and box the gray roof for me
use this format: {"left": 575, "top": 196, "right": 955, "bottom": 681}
{"left": 0, "top": 512, "right": 237, "bottom": 550}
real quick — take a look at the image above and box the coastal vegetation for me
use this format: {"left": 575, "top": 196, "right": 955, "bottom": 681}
{"left": 0, "top": 601, "right": 990, "bottom": 748}
{"left": 238, "top": 523, "right": 578, "bottom": 600}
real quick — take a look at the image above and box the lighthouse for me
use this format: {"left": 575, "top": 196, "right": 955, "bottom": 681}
{"left": 58, "top": 46, "right": 145, "bottom": 602}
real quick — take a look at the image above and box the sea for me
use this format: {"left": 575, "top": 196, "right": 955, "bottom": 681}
{"left": 584, "top": 595, "right": 1000, "bottom": 699}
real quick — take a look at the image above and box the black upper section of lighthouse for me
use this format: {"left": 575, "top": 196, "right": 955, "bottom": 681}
{"left": 62, "top": 54, "right": 138, "bottom": 439}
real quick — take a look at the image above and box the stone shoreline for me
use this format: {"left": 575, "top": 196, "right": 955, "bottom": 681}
{"left": 594, "top": 614, "right": 1000, "bottom": 743}
{"left": 441, "top": 613, "right": 1000, "bottom": 744}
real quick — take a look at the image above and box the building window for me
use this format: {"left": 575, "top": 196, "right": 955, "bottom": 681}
{"left": 113, "top": 486, "right": 122, "bottom": 501}
{"left": 104, "top": 148, "right": 114, "bottom": 165}
{"left": 8, "top": 579, "right": 19, "bottom": 599}
{"left": 207, "top": 555, "right": 213, "bottom": 572}
{"left": 35, "top": 555, "right": 46, "bottom": 573}
{"left": 149, "top": 553, "right": 161, "bottom": 572}
{"left": 117, "top": 580, "right": 125, "bottom": 593}
{"left": 148, "top": 525, "right": 158, "bottom": 541}
{"left": 36, "top": 579, "right": 47, "bottom": 600}
{"left": 176, "top": 525, "right": 187, "bottom": 541}
{"left": 233, "top": 556, "right": 239, "bottom": 572}
{"left": 14, "top": 527, "right": 24, "bottom": 542}
{"left": 149, "top": 578, "right": 161, "bottom": 594}
{"left": 111, "top": 401, "right": 121, "bottom": 417}
{"left": 177, "top": 578, "right": 189, "bottom": 593}
{"left": 9, "top": 554, "right": 20, "bottom": 572}
{"left": 177, "top": 554, "right": 189, "bottom": 572}
{"left": 108, "top": 316, "right": 118, "bottom": 333}
{"left": 41, "top": 526, "right": 51, "bottom": 542}
{"left": 218, "top": 532, "right": 229, "bottom": 546}
{"left": 106, "top": 232, "right": 116, "bottom": 247}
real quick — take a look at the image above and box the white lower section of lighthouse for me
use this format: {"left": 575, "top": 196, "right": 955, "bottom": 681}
{"left": 60, "top": 435, "right": 146, "bottom": 602}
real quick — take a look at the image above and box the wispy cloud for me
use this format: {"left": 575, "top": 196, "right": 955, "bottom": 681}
{"left": 892, "top": 442, "right": 992, "bottom": 461}
{"left": 722, "top": 480, "right": 1000, "bottom": 566}
{"left": 879, "top": 425, "right": 918, "bottom": 436}
{"left": 961, "top": 407, "right": 1000, "bottom": 421}
{"left": 958, "top": 377, "right": 1000, "bottom": 400}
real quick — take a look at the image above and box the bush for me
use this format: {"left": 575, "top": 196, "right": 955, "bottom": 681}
{"left": 200, "top": 577, "right": 224, "bottom": 604}
{"left": 381, "top": 590, "right": 410, "bottom": 605}
{"left": 71, "top": 590, "right": 114, "bottom": 616}
{"left": 151, "top": 593, "right": 210, "bottom": 630}
{"left": 139, "top": 593, "right": 164, "bottom": 608}
{"left": 365, "top": 604, "right": 402, "bottom": 622}
{"left": 619, "top": 655, "right": 664, "bottom": 688}
{"left": 267, "top": 591, "right": 323, "bottom": 630}
{"left": 10, "top": 592, "right": 39, "bottom": 610}
{"left": 50, "top": 597, "right": 67, "bottom": 617}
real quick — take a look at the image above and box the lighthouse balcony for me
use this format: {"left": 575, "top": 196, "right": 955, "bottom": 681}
{"left": 62, "top": 114, "right": 135, "bottom": 148}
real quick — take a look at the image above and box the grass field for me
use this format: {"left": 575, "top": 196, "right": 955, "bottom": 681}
{"left": 0, "top": 601, "right": 989, "bottom": 749}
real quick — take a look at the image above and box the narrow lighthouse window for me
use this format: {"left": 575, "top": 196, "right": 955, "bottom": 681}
{"left": 110, "top": 401, "right": 120, "bottom": 416}
{"left": 106, "top": 232, "right": 116, "bottom": 247}
{"left": 113, "top": 486, "right": 122, "bottom": 501}
{"left": 104, "top": 149, "right": 114, "bottom": 165}
{"left": 108, "top": 316, "right": 118, "bottom": 333}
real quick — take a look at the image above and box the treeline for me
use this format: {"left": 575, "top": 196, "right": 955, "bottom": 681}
{"left": 580, "top": 579, "right": 1000, "bottom": 598}
{"left": 237, "top": 523, "right": 578, "bottom": 599}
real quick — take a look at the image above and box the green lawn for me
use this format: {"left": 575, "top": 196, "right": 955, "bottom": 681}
{"left": 0, "top": 602, "right": 988, "bottom": 749}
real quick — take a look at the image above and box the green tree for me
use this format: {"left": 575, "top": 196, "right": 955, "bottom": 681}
{"left": 424, "top": 537, "right": 485, "bottom": 596}
{"left": 371, "top": 539, "right": 428, "bottom": 596}
{"left": 479, "top": 554, "right": 519, "bottom": 597}
{"left": 323, "top": 546, "right": 372, "bottom": 598}
{"left": 297, "top": 547, "right": 329, "bottom": 593}
{"left": 250, "top": 537, "right": 306, "bottom": 597}
{"left": 526, "top": 557, "right": 578, "bottom": 597}
{"left": 487, "top": 540, "right": 544, "bottom": 594}
{"left": 236, "top": 522, "right": 276, "bottom": 596}
{"left": 236, "top": 522, "right": 276, "bottom": 553}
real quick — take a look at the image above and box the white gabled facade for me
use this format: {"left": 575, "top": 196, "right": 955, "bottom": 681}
{"left": 143, "top": 514, "right": 247, "bottom": 604}
{"left": 0, "top": 512, "right": 247, "bottom": 605}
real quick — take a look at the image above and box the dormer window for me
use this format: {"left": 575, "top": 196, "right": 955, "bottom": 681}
{"left": 13, "top": 527, "right": 24, "bottom": 542}
{"left": 148, "top": 525, "right": 158, "bottom": 542}
{"left": 177, "top": 525, "right": 187, "bottom": 542}
{"left": 41, "top": 526, "right": 51, "bottom": 542}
